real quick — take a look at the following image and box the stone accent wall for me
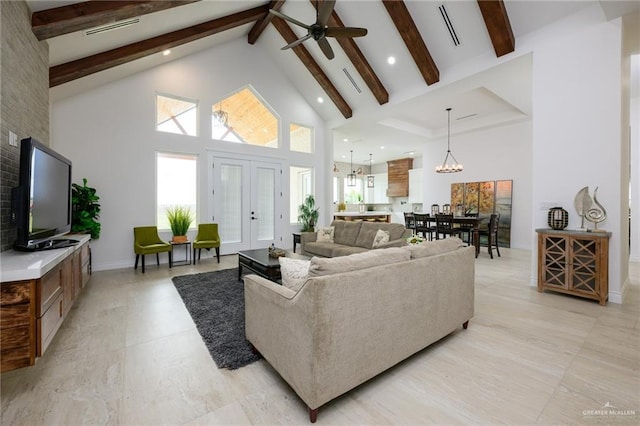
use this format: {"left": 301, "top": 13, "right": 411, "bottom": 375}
{"left": 0, "top": 1, "right": 49, "bottom": 251}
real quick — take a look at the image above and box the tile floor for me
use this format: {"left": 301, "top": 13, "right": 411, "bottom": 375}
{"left": 1, "top": 249, "right": 639, "bottom": 425}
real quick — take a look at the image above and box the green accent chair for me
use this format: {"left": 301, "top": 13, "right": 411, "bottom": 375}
{"left": 133, "top": 226, "right": 172, "bottom": 273}
{"left": 192, "top": 223, "right": 221, "bottom": 264}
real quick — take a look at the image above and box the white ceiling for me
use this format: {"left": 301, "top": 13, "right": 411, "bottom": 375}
{"left": 26, "top": 0, "right": 639, "bottom": 166}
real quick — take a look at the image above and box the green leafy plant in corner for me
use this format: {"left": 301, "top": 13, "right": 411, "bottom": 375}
{"left": 166, "top": 205, "right": 194, "bottom": 236}
{"left": 71, "top": 178, "right": 101, "bottom": 239}
{"left": 298, "top": 194, "right": 319, "bottom": 232}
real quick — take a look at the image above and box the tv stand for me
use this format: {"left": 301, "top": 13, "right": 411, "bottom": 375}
{"left": 1, "top": 235, "right": 91, "bottom": 372}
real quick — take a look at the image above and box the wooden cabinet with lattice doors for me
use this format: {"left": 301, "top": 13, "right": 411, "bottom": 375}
{"left": 536, "top": 229, "right": 610, "bottom": 305}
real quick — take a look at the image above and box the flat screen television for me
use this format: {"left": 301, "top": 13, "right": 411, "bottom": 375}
{"left": 12, "top": 137, "right": 78, "bottom": 251}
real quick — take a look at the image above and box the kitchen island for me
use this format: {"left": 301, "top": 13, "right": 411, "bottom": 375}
{"left": 333, "top": 212, "right": 391, "bottom": 223}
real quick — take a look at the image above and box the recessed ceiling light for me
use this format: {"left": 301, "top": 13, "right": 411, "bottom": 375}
{"left": 380, "top": 146, "right": 385, "bottom": 150}
{"left": 317, "top": 97, "right": 324, "bottom": 103}
{"left": 162, "top": 49, "right": 171, "bottom": 56}
{"left": 341, "top": 155, "right": 346, "bottom": 159}
{"left": 343, "top": 138, "right": 348, "bottom": 142}
{"left": 387, "top": 56, "right": 396, "bottom": 65}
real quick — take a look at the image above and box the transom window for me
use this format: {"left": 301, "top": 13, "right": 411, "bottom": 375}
{"left": 212, "top": 87, "right": 278, "bottom": 148}
{"left": 290, "top": 123, "right": 313, "bottom": 153}
{"left": 156, "top": 93, "right": 198, "bottom": 136}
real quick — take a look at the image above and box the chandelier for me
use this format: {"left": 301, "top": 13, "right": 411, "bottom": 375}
{"left": 347, "top": 150, "right": 356, "bottom": 186}
{"left": 435, "top": 107, "right": 463, "bottom": 173}
{"left": 367, "top": 153, "right": 375, "bottom": 188}
{"left": 212, "top": 102, "right": 228, "bottom": 127}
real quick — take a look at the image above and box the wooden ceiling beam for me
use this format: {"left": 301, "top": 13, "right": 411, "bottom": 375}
{"left": 32, "top": 0, "right": 200, "bottom": 41}
{"left": 382, "top": 0, "right": 439, "bottom": 85}
{"left": 271, "top": 17, "right": 352, "bottom": 119}
{"left": 311, "top": 1, "right": 389, "bottom": 105}
{"left": 477, "top": 0, "right": 515, "bottom": 57}
{"left": 50, "top": 4, "right": 270, "bottom": 87}
{"left": 248, "top": 0, "right": 285, "bottom": 45}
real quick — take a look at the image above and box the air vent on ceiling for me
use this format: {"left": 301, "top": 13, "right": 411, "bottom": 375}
{"left": 343, "top": 68, "right": 362, "bottom": 94}
{"left": 438, "top": 4, "right": 460, "bottom": 47}
{"left": 84, "top": 18, "right": 140, "bottom": 36}
{"left": 456, "top": 113, "right": 477, "bottom": 120}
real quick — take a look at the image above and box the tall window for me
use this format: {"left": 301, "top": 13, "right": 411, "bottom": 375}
{"left": 290, "top": 166, "right": 313, "bottom": 224}
{"left": 290, "top": 123, "right": 313, "bottom": 153}
{"left": 212, "top": 86, "right": 279, "bottom": 148}
{"left": 343, "top": 178, "right": 364, "bottom": 204}
{"left": 156, "top": 93, "right": 198, "bottom": 136}
{"left": 156, "top": 152, "right": 197, "bottom": 230}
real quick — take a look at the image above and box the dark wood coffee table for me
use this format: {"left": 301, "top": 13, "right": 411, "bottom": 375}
{"left": 238, "top": 248, "right": 309, "bottom": 282}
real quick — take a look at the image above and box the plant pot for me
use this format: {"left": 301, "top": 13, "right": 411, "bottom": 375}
{"left": 172, "top": 235, "right": 188, "bottom": 243}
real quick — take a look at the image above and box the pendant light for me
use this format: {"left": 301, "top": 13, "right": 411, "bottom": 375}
{"left": 347, "top": 150, "right": 356, "bottom": 186}
{"left": 435, "top": 107, "right": 463, "bottom": 173}
{"left": 367, "top": 153, "right": 375, "bottom": 188}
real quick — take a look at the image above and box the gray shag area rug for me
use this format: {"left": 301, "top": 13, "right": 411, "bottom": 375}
{"left": 171, "top": 268, "right": 261, "bottom": 370}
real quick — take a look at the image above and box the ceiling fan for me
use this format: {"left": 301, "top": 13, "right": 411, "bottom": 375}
{"left": 269, "top": 0, "right": 367, "bottom": 60}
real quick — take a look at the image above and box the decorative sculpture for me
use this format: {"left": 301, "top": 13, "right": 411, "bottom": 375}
{"left": 574, "top": 186, "right": 607, "bottom": 231}
{"left": 584, "top": 187, "right": 607, "bottom": 231}
{"left": 573, "top": 186, "right": 592, "bottom": 230}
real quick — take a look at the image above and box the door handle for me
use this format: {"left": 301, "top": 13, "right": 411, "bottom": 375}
{"left": 251, "top": 216, "right": 258, "bottom": 220}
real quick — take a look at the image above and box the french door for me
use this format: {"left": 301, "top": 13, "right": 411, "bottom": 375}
{"left": 210, "top": 154, "right": 282, "bottom": 254}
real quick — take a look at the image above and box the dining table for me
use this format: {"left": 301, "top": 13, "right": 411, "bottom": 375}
{"left": 413, "top": 214, "right": 487, "bottom": 258}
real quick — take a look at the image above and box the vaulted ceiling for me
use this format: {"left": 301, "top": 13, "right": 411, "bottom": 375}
{"left": 26, "top": 0, "right": 639, "bottom": 164}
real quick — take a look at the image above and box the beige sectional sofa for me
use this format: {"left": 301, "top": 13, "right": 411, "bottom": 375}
{"left": 244, "top": 238, "right": 475, "bottom": 422}
{"left": 300, "top": 219, "right": 412, "bottom": 257}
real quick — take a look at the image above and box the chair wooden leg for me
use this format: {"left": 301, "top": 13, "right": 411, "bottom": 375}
{"left": 192, "top": 247, "right": 197, "bottom": 265}
{"left": 169, "top": 251, "right": 172, "bottom": 268}
{"left": 134, "top": 254, "right": 139, "bottom": 270}
{"left": 156, "top": 253, "right": 160, "bottom": 266}
{"left": 495, "top": 233, "right": 501, "bottom": 257}
{"left": 141, "top": 255, "right": 145, "bottom": 273}
{"left": 198, "top": 249, "right": 202, "bottom": 262}
{"left": 215, "top": 247, "right": 220, "bottom": 263}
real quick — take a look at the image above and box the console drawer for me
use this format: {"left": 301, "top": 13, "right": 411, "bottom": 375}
{"left": 37, "top": 292, "right": 64, "bottom": 356}
{"left": 38, "top": 267, "right": 62, "bottom": 316}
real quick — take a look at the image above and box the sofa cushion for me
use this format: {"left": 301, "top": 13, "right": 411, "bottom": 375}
{"left": 316, "top": 226, "right": 335, "bottom": 243}
{"left": 308, "top": 247, "right": 410, "bottom": 277}
{"left": 303, "top": 242, "right": 336, "bottom": 258}
{"left": 371, "top": 229, "right": 390, "bottom": 248}
{"left": 279, "top": 257, "right": 310, "bottom": 292}
{"left": 403, "top": 237, "right": 465, "bottom": 259}
{"left": 354, "top": 222, "right": 407, "bottom": 248}
{"left": 330, "top": 220, "right": 362, "bottom": 246}
{"left": 331, "top": 245, "right": 369, "bottom": 257}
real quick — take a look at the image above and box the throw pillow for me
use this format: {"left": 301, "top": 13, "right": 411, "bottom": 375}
{"left": 316, "top": 226, "right": 335, "bottom": 243}
{"left": 279, "top": 257, "right": 310, "bottom": 292}
{"left": 371, "top": 229, "right": 390, "bottom": 248}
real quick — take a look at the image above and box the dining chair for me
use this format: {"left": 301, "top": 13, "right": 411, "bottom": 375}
{"left": 414, "top": 213, "right": 436, "bottom": 241}
{"left": 193, "top": 223, "right": 221, "bottom": 264}
{"left": 403, "top": 212, "right": 416, "bottom": 234}
{"left": 435, "top": 214, "right": 462, "bottom": 240}
{"left": 478, "top": 213, "right": 501, "bottom": 259}
{"left": 133, "top": 226, "right": 172, "bottom": 273}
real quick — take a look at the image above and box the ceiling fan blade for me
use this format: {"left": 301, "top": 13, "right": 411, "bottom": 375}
{"left": 281, "top": 33, "right": 313, "bottom": 50}
{"left": 269, "top": 9, "right": 310, "bottom": 30}
{"left": 317, "top": 37, "right": 335, "bottom": 60}
{"left": 317, "top": 0, "right": 336, "bottom": 27}
{"left": 325, "top": 27, "right": 368, "bottom": 38}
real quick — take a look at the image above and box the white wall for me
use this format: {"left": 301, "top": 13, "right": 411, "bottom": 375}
{"left": 532, "top": 17, "right": 625, "bottom": 302}
{"left": 420, "top": 119, "right": 533, "bottom": 250}
{"left": 51, "top": 38, "right": 328, "bottom": 271}
{"left": 631, "top": 96, "right": 640, "bottom": 262}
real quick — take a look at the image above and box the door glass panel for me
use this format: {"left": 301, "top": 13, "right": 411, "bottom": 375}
{"left": 256, "top": 167, "right": 275, "bottom": 241}
{"left": 220, "top": 164, "right": 242, "bottom": 243}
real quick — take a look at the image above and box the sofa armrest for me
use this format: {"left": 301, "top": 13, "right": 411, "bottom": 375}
{"left": 243, "top": 274, "right": 316, "bottom": 406}
{"left": 300, "top": 231, "right": 317, "bottom": 254}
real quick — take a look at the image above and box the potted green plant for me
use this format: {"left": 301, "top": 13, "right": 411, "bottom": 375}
{"left": 71, "top": 178, "right": 101, "bottom": 239}
{"left": 298, "top": 195, "right": 319, "bottom": 232}
{"left": 166, "top": 205, "right": 194, "bottom": 242}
